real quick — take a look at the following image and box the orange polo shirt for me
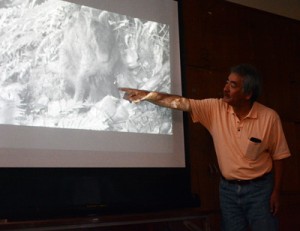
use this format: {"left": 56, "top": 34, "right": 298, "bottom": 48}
{"left": 189, "top": 98, "right": 291, "bottom": 180}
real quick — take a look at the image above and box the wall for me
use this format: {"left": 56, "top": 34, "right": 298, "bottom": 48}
{"left": 226, "top": 0, "right": 300, "bottom": 21}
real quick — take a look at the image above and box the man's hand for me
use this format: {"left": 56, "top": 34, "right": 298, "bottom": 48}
{"left": 119, "top": 88, "right": 151, "bottom": 103}
{"left": 270, "top": 190, "right": 280, "bottom": 216}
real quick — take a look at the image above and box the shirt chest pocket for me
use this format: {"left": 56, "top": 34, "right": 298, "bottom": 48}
{"left": 244, "top": 138, "right": 265, "bottom": 161}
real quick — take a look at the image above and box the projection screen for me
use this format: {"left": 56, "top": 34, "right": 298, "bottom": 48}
{"left": 0, "top": 0, "right": 185, "bottom": 167}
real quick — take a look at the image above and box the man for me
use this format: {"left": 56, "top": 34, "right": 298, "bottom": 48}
{"left": 120, "top": 64, "right": 291, "bottom": 231}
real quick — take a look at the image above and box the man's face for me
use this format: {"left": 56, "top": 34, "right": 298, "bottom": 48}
{"left": 222, "top": 73, "right": 251, "bottom": 107}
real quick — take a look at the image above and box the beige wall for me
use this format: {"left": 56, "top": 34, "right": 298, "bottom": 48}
{"left": 226, "top": 0, "right": 300, "bottom": 21}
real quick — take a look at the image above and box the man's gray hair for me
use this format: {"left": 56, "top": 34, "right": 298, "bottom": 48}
{"left": 230, "top": 64, "right": 262, "bottom": 103}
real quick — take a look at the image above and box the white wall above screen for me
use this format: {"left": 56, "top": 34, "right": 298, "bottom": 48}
{"left": 0, "top": 0, "right": 185, "bottom": 167}
{"left": 226, "top": 0, "right": 300, "bottom": 21}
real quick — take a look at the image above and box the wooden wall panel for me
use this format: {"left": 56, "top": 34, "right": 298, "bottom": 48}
{"left": 281, "top": 122, "right": 300, "bottom": 193}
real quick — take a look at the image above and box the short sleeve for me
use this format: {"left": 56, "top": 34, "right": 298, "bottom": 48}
{"left": 269, "top": 113, "right": 291, "bottom": 160}
{"left": 189, "top": 98, "right": 220, "bottom": 130}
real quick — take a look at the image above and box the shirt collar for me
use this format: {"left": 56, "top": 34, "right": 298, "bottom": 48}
{"left": 227, "top": 102, "right": 258, "bottom": 119}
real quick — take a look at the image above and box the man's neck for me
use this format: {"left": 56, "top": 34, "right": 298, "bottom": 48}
{"left": 233, "top": 103, "right": 253, "bottom": 120}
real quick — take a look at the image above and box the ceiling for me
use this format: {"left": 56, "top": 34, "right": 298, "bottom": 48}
{"left": 226, "top": 0, "right": 300, "bottom": 21}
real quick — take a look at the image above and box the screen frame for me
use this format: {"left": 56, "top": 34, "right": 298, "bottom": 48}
{"left": 0, "top": 0, "right": 186, "bottom": 168}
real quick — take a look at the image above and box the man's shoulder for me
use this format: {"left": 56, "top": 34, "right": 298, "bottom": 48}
{"left": 254, "top": 102, "right": 280, "bottom": 119}
{"left": 190, "top": 98, "right": 226, "bottom": 109}
{"left": 190, "top": 98, "right": 223, "bottom": 104}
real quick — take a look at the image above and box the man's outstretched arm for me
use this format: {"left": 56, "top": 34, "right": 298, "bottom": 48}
{"left": 119, "top": 88, "right": 191, "bottom": 112}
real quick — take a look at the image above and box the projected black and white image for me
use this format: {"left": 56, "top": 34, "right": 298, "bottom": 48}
{"left": 0, "top": 0, "right": 172, "bottom": 134}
